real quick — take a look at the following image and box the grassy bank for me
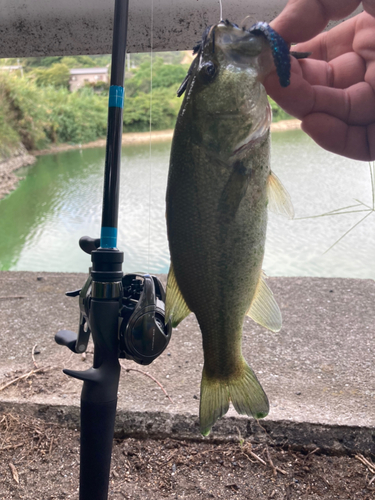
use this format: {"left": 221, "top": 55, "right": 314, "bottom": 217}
{"left": 0, "top": 73, "right": 182, "bottom": 154}
{"left": 34, "top": 120, "right": 301, "bottom": 157}
{"left": 0, "top": 61, "right": 292, "bottom": 156}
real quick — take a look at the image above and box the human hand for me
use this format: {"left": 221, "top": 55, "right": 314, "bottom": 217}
{"left": 264, "top": 0, "right": 375, "bottom": 161}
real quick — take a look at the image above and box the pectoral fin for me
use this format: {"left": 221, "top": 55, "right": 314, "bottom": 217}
{"left": 267, "top": 171, "right": 294, "bottom": 219}
{"left": 246, "top": 272, "right": 282, "bottom": 332}
{"left": 219, "top": 159, "right": 251, "bottom": 217}
{"left": 165, "top": 263, "right": 191, "bottom": 327}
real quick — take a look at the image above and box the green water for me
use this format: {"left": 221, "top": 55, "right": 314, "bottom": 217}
{"left": 0, "top": 130, "right": 374, "bottom": 278}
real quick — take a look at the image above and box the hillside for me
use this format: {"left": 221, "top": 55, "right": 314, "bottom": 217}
{"left": 0, "top": 53, "right": 291, "bottom": 154}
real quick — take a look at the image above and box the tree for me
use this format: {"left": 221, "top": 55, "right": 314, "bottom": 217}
{"left": 33, "top": 63, "right": 70, "bottom": 89}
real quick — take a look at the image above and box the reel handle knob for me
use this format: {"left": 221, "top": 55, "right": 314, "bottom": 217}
{"left": 79, "top": 236, "right": 100, "bottom": 255}
{"left": 55, "top": 329, "right": 79, "bottom": 353}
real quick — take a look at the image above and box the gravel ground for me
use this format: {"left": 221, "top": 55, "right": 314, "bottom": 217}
{"left": 0, "top": 271, "right": 374, "bottom": 498}
{"left": 1, "top": 413, "right": 374, "bottom": 500}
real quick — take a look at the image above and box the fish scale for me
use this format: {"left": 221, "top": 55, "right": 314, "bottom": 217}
{"left": 166, "top": 20, "right": 293, "bottom": 435}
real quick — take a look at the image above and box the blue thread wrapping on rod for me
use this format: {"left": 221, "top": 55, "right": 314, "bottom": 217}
{"left": 108, "top": 85, "right": 124, "bottom": 108}
{"left": 100, "top": 227, "right": 118, "bottom": 248}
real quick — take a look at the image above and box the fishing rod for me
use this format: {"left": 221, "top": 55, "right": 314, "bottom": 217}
{"left": 55, "top": 1, "right": 171, "bottom": 498}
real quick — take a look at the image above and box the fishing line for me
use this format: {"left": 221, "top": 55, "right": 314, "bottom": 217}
{"left": 147, "top": 0, "right": 154, "bottom": 272}
{"left": 218, "top": 0, "right": 223, "bottom": 21}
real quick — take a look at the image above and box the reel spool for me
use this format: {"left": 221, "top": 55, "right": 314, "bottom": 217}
{"left": 119, "top": 273, "right": 172, "bottom": 364}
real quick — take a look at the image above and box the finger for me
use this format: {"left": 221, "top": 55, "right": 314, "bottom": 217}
{"left": 301, "top": 113, "right": 375, "bottom": 160}
{"left": 298, "top": 52, "right": 366, "bottom": 88}
{"left": 291, "top": 16, "right": 357, "bottom": 60}
{"left": 265, "top": 53, "right": 370, "bottom": 123}
{"left": 271, "top": 0, "right": 361, "bottom": 44}
{"left": 311, "top": 82, "right": 375, "bottom": 125}
{"left": 292, "top": 12, "right": 375, "bottom": 62}
{"left": 264, "top": 59, "right": 314, "bottom": 119}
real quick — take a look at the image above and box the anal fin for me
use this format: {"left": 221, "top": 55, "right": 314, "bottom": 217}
{"left": 165, "top": 263, "right": 191, "bottom": 328}
{"left": 246, "top": 272, "right": 282, "bottom": 332}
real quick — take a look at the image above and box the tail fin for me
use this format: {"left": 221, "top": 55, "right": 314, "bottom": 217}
{"left": 199, "top": 359, "right": 269, "bottom": 436}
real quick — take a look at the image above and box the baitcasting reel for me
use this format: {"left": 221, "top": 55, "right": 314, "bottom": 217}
{"left": 56, "top": 238, "right": 172, "bottom": 366}
{"left": 119, "top": 273, "right": 171, "bottom": 364}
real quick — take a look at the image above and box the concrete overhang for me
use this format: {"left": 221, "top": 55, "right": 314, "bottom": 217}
{"left": 0, "top": 0, "right": 364, "bottom": 58}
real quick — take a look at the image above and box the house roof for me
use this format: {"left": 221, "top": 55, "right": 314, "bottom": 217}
{"left": 70, "top": 68, "right": 108, "bottom": 76}
{"left": 0, "top": 65, "right": 23, "bottom": 70}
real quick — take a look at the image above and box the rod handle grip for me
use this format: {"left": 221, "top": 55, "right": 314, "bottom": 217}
{"left": 79, "top": 398, "right": 118, "bottom": 500}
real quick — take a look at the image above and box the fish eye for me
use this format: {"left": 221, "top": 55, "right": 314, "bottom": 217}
{"left": 199, "top": 62, "right": 217, "bottom": 84}
{"left": 222, "top": 34, "right": 233, "bottom": 44}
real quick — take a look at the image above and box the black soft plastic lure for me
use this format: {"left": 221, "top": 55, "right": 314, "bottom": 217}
{"left": 249, "top": 21, "right": 291, "bottom": 87}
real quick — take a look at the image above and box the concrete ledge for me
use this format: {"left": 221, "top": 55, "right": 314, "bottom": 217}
{"left": 0, "top": 1, "right": 363, "bottom": 57}
{"left": 0, "top": 272, "right": 374, "bottom": 458}
{"left": 1, "top": 400, "right": 374, "bottom": 456}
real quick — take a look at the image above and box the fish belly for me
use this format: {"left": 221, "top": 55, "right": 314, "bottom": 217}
{"left": 167, "top": 132, "right": 270, "bottom": 434}
{"left": 167, "top": 133, "right": 270, "bottom": 351}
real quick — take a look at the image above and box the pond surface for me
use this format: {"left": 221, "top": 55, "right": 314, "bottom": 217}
{"left": 0, "top": 129, "right": 374, "bottom": 278}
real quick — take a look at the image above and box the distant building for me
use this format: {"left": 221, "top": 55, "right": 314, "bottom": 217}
{"left": 69, "top": 67, "right": 108, "bottom": 91}
{"left": 0, "top": 65, "right": 23, "bottom": 71}
{"left": 0, "top": 64, "right": 23, "bottom": 77}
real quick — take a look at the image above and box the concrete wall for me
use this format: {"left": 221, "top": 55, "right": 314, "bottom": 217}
{"left": 69, "top": 72, "right": 109, "bottom": 92}
{"left": 0, "top": 0, "right": 363, "bottom": 58}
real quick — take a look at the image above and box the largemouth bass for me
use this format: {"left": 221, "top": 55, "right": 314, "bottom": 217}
{"left": 165, "top": 20, "right": 293, "bottom": 436}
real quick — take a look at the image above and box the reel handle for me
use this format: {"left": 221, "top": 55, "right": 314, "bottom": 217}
{"left": 79, "top": 236, "right": 100, "bottom": 255}
{"left": 55, "top": 329, "right": 79, "bottom": 353}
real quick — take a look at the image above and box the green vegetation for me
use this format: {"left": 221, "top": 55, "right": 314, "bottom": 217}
{"left": 123, "top": 57, "right": 187, "bottom": 132}
{"left": 33, "top": 63, "right": 71, "bottom": 89}
{"left": 0, "top": 74, "right": 108, "bottom": 149}
{"left": 269, "top": 97, "right": 292, "bottom": 122}
{"left": 0, "top": 73, "right": 21, "bottom": 158}
{"left": 0, "top": 55, "right": 112, "bottom": 71}
{"left": 0, "top": 53, "right": 292, "bottom": 153}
